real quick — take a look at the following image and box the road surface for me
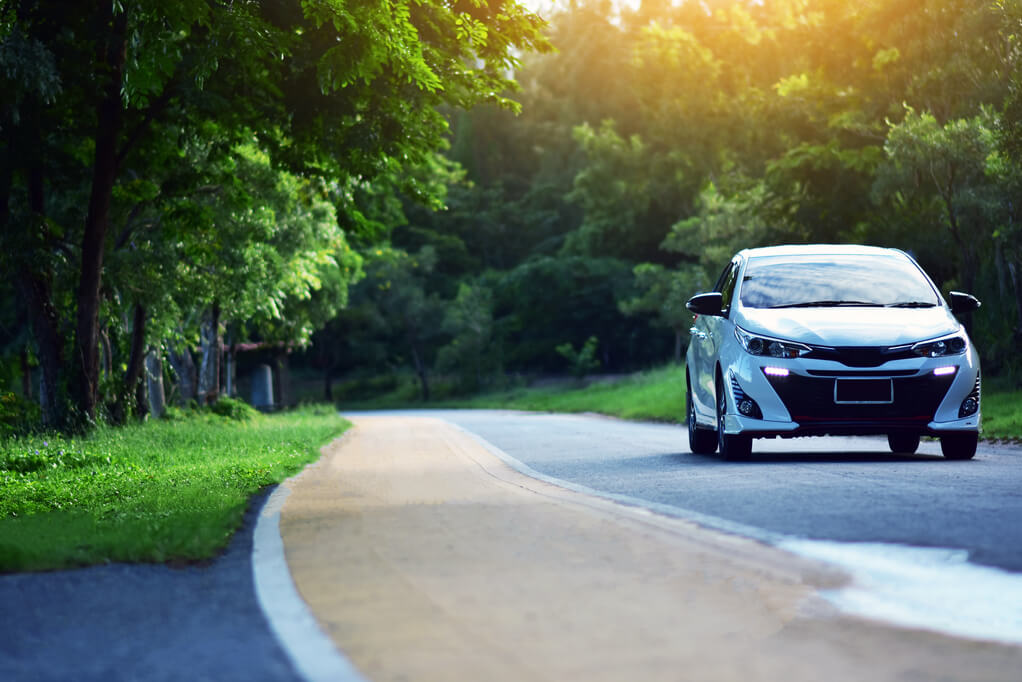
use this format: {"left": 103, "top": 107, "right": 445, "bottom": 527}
{"left": 276, "top": 413, "right": 1022, "bottom": 681}
{"left": 413, "top": 409, "right": 1022, "bottom": 572}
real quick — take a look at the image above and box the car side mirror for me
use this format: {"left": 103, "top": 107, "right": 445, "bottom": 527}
{"left": 686, "top": 292, "right": 724, "bottom": 317}
{"left": 949, "top": 291, "right": 981, "bottom": 315}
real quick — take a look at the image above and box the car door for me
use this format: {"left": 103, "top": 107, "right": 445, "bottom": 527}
{"left": 690, "top": 258, "right": 740, "bottom": 423}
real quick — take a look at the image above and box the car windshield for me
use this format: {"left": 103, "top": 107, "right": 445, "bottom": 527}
{"left": 739, "top": 254, "right": 941, "bottom": 309}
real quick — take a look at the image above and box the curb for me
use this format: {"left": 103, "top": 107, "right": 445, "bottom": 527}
{"left": 252, "top": 483, "right": 367, "bottom": 682}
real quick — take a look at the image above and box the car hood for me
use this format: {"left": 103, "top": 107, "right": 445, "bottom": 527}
{"left": 736, "top": 306, "right": 960, "bottom": 347}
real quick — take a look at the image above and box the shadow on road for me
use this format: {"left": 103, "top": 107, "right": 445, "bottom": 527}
{"left": 680, "top": 450, "right": 945, "bottom": 464}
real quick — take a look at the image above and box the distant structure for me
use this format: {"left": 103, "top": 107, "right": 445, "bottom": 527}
{"left": 250, "top": 364, "right": 275, "bottom": 410}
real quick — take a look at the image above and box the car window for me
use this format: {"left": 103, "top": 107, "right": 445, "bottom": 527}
{"left": 739, "top": 254, "right": 941, "bottom": 309}
{"left": 717, "top": 260, "right": 740, "bottom": 315}
{"left": 713, "top": 262, "right": 733, "bottom": 293}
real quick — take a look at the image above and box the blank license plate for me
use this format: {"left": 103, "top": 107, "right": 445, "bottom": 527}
{"left": 834, "top": 379, "right": 893, "bottom": 404}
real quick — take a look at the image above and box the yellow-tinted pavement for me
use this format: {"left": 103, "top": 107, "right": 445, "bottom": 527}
{"left": 277, "top": 416, "right": 1022, "bottom": 681}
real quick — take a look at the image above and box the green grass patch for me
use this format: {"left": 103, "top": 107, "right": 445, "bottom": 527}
{"left": 445, "top": 365, "right": 688, "bottom": 422}
{"left": 0, "top": 405, "right": 348, "bottom": 573}
{"left": 977, "top": 388, "right": 1022, "bottom": 441}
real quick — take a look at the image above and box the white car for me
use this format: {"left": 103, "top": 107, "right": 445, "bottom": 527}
{"left": 685, "top": 244, "right": 981, "bottom": 460}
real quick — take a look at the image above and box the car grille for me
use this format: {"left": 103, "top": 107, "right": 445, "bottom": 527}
{"left": 804, "top": 345, "right": 916, "bottom": 367}
{"left": 764, "top": 372, "right": 956, "bottom": 430}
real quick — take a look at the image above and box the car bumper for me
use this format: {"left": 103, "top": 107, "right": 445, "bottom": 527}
{"left": 723, "top": 413, "right": 980, "bottom": 439}
{"left": 721, "top": 349, "right": 981, "bottom": 439}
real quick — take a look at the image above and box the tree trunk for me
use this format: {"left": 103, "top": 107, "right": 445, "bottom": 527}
{"left": 71, "top": 3, "right": 129, "bottom": 422}
{"left": 225, "top": 347, "right": 236, "bottom": 398}
{"left": 197, "top": 302, "right": 221, "bottom": 404}
{"left": 15, "top": 158, "right": 64, "bottom": 426}
{"left": 995, "top": 240, "right": 1008, "bottom": 300}
{"left": 20, "top": 349, "right": 32, "bottom": 400}
{"left": 673, "top": 329, "right": 683, "bottom": 364}
{"left": 120, "top": 303, "right": 147, "bottom": 423}
{"left": 323, "top": 369, "right": 334, "bottom": 402}
{"left": 108, "top": 304, "right": 146, "bottom": 423}
{"left": 1010, "top": 261, "right": 1022, "bottom": 337}
{"left": 146, "top": 350, "right": 166, "bottom": 418}
{"left": 409, "top": 341, "right": 430, "bottom": 402}
{"left": 224, "top": 331, "right": 236, "bottom": 397}
{"left": 17, "top": 269, "right": 63, "bottom": 426}
{"left": 100, "top": 328, "right": 113, "bottom": 380}
{"left": 168, "top": 345, "right": 198, "bottom": 405}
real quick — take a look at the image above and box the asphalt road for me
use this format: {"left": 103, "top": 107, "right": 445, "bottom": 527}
{"left": 0, "top": 489, "right": 304, "bottom": 682}
{"left": 400, "top": 409, "right": 1022, "bottom": 574}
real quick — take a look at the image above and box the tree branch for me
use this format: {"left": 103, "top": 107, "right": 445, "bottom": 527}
{"left": 115, "top": 78, "right": 177, "bottom": 168}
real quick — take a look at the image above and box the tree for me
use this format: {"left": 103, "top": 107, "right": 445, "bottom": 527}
{"left": 436, "top": 282, "right": 497, "bottom": 390}
{"left": 360, "top": 247, "right": 444, "bottom": 401}
{"left": 620, "top": 263, "right": 706, "bottom": 363}
{"left": 873, "top": 107, "right": 999, "bottom": 293}
{"left": 1, "top": 0, "right": 551, "bottom": 427}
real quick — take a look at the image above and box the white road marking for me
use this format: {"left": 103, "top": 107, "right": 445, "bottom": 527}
{"left": 252, "top": 484, "right": 368, "bottom": 682}
{"left": 780, "top": 540, "right": 1022, "bottom": 644}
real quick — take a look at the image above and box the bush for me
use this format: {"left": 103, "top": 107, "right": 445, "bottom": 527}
{"left": 209, "top": 396, "right": 259, "bottom": 421}
{"left": 556, "top": 336, "right": 601, "bottom": 378}
{"left": 0, "top": 392, "right": 42, "bottom": 438}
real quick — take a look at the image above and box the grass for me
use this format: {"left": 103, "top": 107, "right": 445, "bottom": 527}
{"left": 977, "top": 387, "right": 1022, "bottom": 441}
{"left": 0, "top": 404, "right": 348, "bottom": 573}
{"left": 450, "top": 365, "right": 688, "bottom": 422}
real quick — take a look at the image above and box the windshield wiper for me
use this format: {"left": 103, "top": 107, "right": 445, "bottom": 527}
{"left": 769, "top": 300, "right": 879, "bottom": 309}
{"left": 886, "top": 301, "right": 937, "bottom": 308}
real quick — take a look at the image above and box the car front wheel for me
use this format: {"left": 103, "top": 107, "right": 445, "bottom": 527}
{"left": 941, "top": 432, "right": 978, "bottom": 460}
{"left": 717, "top": 382, "right": 751, "bottom": 461}
{"left": 887, "top": 432, "right": 920, "bottom": 454}
{"left": 688, "top": 379, "right": 717, "bottom": 455}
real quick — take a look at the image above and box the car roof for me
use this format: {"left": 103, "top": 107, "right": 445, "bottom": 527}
{"left": 738, "top": 244, "right": 910, "bottom": 260}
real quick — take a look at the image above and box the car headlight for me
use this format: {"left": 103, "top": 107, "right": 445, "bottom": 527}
{"left": 735, "top": 327, "right": 811, "bottom": 359}
{"left": 911, "top": 332, "right": 968, "bottom": 357}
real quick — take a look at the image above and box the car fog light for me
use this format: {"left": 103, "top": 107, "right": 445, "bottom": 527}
{"left": 738, "top": 399, "right": 756, "bottom": 416}
{"left": 960, "top": 397, "right": 979, "bottom": 417}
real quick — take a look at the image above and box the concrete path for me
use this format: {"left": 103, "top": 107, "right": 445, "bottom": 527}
{"left": 276, "top": 416, "right": 1022, "bottom": 682}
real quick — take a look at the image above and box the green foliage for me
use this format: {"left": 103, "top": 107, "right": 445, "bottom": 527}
{"left": 351, "top": 0, "right": 1022, "bottom": 389}
{"left": 209, "top": 396, "right": 259, "bottom": 421}
{"left": 662, "top": 180, "right": 780, "bottom": 273}
{"left": 1, "top": 0, "right": 552, "bottom": 427}
{"left": 871, "top": 106, "right": 1002, "bottom": 292}
{"left": 0, "top": 406, "right": 347, "bottom": 572}
{"left": 565, "top": 121, "right": 675, "bottom": 262}
{"left": 556, "top": 336, "right": 601, "bottom": 378}
{"left": 436, "top": 282, "right": 498, "bottom": 390}
{"left": 493, "top": 255, "right": 665, "bottom": 371}
{"left": 0, "top": 392, "right": 42, "bottom": 439}
{"left": 620, "top": 263, "right": 707, "bottom": 361}
{"left": 10, "top": 0, "right": 1022, "bottom": 419}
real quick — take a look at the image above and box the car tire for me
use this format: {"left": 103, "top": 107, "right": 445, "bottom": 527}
{"left": 687, "top": 379, "right": 717, "bottom": 455}
{"left": 940, "top": 432, "right": 978, "bottom": 460}
{"left": 717, "top": 382, "right": 752, "bottom": 461}
{"left": 887, "top": 432, "right": 920, "bottom": 454}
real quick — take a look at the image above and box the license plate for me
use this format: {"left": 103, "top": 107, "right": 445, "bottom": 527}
{"left": 834, "top": 378, "right": 893, "bottom": 404}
